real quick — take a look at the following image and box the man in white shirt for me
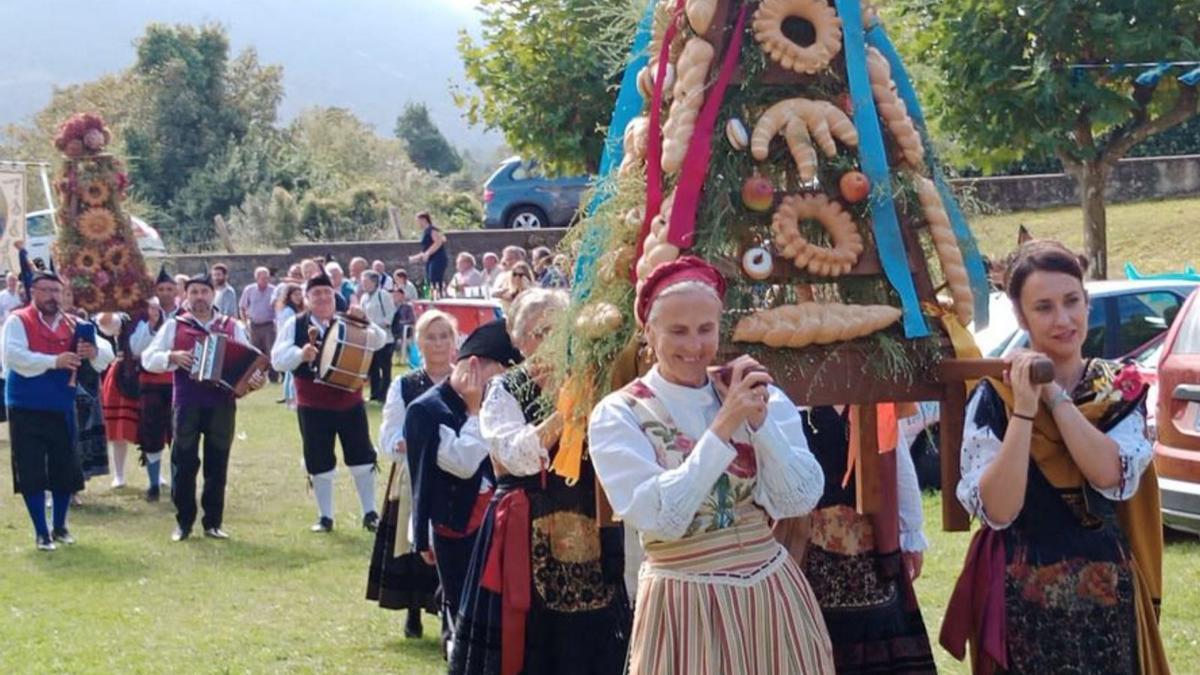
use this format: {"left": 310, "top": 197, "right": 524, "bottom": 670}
{"left": 0, "top": 273, "right": 23, "bottom": 323}
{"left": 4, "top": 271, "right": 113, "bottom": 550}
{"left": 143, "top": 273, "right": 265, "bottom": 541}
{"left": 270, "top": 271, "right": 390, "bottom": 533}
{"left": 358, "top": 271, "right": 396, "bottom": 401}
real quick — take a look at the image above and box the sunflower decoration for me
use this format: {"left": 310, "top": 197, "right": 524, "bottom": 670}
{"left": 72, "top": 284, "right": 100, "bottom": 312}
{"left": 103, "top": 244, "right": 131, "bottom": 274}
{"left": 78, "top": 207, "right": 117, "bottom": 242}
{"left": 113, "top": 283, "right": 142, "bottom": 310}
{"left": 81, "top": 180, "right": 110, "bottom": 207}
{"left": 73, "top": 247, "right": 103, "bottom": 275}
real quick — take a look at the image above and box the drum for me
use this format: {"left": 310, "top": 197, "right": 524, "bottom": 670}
{"left": 189, "top": 333, "right": 268, "bottom": 398}
{"left": 317, "top": 314, "right": 372, "bottom": 392}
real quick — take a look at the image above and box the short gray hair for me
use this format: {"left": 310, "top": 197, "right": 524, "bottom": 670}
{"left": 646, "top": 280, "right": 722, "bottom": 325}
{"left": 506, "top": 288, "right": 568, "bottom": 341}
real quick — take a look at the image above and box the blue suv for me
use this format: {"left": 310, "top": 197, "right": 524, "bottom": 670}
{"left": 482, "top": 157, "right": 591, "bottom": 229}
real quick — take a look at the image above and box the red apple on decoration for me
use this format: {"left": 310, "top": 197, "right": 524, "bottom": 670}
{"left": 741, "top": 173, "right": 775, "bottom": 212}
{"left": 839, "top": 171, "right": 870, "bottom": 203}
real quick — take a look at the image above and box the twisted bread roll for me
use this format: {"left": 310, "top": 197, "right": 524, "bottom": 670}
{"left": 912, "top": 174, "right": 974, "bottom": 324}
{"left": 636, "top": 190, "right": 680, "bottom": 280}
{"left": 770, "top": 193, "right": 863, "bottom": 276}
{"left": 685, "top": 0, "right": 717, "bottom": 34}
{"left": 866, "top": 47, "right": 924, "bottom": 169}
{"left": 576, "top": 302, "right": 625, "bottom": 339}
{"left": 620, "top": 116, "right": 650, "bottom": 176}
{"left": 662, "top": 37, "right": 714, "bottom": 174}
{"left": 751, "top": 98, "right": 858, "bottom": 182}
{"left": 732, "top": 302, "right": 902, "bottom": 348}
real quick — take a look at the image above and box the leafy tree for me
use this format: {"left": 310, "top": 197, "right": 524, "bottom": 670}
{"left": 903, "top": 1, "right": 1200, "bottom": 277}
{"left": 455, "top": 0, "right": 624, "bottom": 175}
{"left": 395, "top": 102, "right": 463, "bottom": 175}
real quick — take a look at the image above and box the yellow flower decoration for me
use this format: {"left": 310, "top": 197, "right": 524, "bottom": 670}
{"left": 73, "top": 247, "right": 102, "bottom": 274}
{"left": 113, "top": 283, "right": 142, "bottom": 309}
{"left": 81, "top": 180, "right": 110, "bottom": 207}
{"left": 103, "top": 245, "right": 131, "bottom": 274}
{"left": 78, "top": 207, "right": 117, "bottom": 242}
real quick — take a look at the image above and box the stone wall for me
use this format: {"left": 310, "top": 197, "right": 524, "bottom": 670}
{"left": 950, "top": 154, "right": 1200, "bottom": 212}
{"left": 165, "top": 228, "right": 568, "bottom": 288}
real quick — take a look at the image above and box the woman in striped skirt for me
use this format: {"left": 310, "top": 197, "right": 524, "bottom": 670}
{"left": 588, "top": 257, "right": 834, "bottom": 674}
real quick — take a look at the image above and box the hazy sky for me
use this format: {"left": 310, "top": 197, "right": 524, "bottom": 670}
{"left": 0, "top": 0, "right": 501, "bottom": 154}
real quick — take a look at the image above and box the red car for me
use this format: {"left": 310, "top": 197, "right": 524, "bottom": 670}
{"left": 1154, "top": 287, "right": 1200, "bottom": 535}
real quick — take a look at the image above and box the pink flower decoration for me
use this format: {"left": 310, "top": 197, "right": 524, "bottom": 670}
{"left": 728, "top": 441, "right": 758, "bottom": 479}
{"left": 673, "top": 433, "right": 695, "bottom": 453}
{"left": 1113, "top": 364, "right": 1145, "bottom": 402}
{"left": 627, "top": 380, "right": 654, "bottom": 400}
{"left": 95, "top": 271, "right": 110, "bottom": 286}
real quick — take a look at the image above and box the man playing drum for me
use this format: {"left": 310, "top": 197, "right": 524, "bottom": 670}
{"left": 142, "top": 272, "right": 266, "bottom": 542}
{"left": 271, "top": 271, "right": 390, "bottom": 533}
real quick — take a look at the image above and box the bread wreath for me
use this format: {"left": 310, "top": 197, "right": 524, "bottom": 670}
{"left": 770, "top": 193, "right": 864, "bottom": 277}
{"left": 752, "top": 0, "right": 843, "bottom": 75}
{"left": 732, "top": 302, "right": 902, "bottom": 348}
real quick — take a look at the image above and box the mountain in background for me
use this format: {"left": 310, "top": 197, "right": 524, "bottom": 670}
{"left": 0, "top": 0, "right": 502, "bottom": 158}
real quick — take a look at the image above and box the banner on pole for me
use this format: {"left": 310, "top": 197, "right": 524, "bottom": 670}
{"left": 0, "top": 170, "right": 26, "bottom": 274}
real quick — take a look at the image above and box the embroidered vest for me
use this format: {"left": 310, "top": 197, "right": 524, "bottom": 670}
{"left": 291, "top": 311, "right": 363, "bottom": 411}
{"left": 618, "top": 378, "right": 759, "bottom": 539}
{"left": 171, "top": 313, "right": 236, "bottom": 408}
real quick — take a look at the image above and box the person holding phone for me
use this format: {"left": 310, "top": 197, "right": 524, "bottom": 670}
{"left": 587, "top": 257, "right": 833, "bottom": 673}
{"left": 4, "top": 271, "right": 113, "bottom": 550}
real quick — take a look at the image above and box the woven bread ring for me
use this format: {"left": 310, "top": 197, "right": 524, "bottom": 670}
{"left": 752, "top": 0, "right": 843, "bottom": 75}
{"left": 770, "top": 193, "right": 863, "bottom": 277}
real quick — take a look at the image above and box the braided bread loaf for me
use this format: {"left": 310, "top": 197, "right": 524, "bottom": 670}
{"left": 732, "top": 302, "right": 902, "bottom": 348}
{"left": 619, "top": 116, "right": 650, "bottom": 176}
{"left": 913, "top": 174, "right": 974, "bottom": 324}
{"left": 636, "top": 190, "right": 681, "bottom": 281}
{"left": 866, "top": 47, "right": 924, "bottom": 169}
{"left": 662, "top": 37, "right": 714, "bottom": 174}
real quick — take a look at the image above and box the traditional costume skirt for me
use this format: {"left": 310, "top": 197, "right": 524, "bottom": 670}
{"left": 451, "top": 474, "right": 631, "bottom": 675}
{"left": 76, "top": 372, "right": 109, "bottom": 479}
{"left": 630, "top": 507, "right": 834, "bottom": 674}
{"left": 367, "top": 459, "right": 440, "bottom": 614}
{"left": 101, "top": 365, "right": 139, "bottom": 444}
{"left": 803, "top": 505, "right": 935, "bottom": 674}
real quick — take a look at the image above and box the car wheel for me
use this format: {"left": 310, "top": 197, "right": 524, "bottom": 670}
{"left": 507, "top": 206, "right": 547, "bottom": 229}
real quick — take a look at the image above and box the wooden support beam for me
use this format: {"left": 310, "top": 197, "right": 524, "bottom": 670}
{"left": 940, "top": 382, "right": 971, "bottom": 531}
{"left": 855, "top": 404, "right": 882, "bottom": 515}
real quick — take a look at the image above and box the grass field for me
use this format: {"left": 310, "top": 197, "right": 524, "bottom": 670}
{"left": 3, "top": 197, "right": 1200, "bottom": 673}
{"left": 971, "top": 196, "right": 1200, "bottom": 275}
{"left": 3, "top": 383, "right": 1198, "bottom": 674}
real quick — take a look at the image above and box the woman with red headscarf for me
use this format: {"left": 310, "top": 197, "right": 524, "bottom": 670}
{"left": 588, "top": 257, "right": 834, "bottom": 673}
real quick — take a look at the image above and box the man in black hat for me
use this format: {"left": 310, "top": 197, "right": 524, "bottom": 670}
{"left": 142, "top": 272, "right": 265, "bottom": 541}
{"left": 3, "top": 271, "right": 113, "bottom": 550}
{"left": 405, "top": 319, "right": 522, "bottom": 653}
{"left": 271, "top": 271, "right": 390, "bottom": 533}
{"left": 128, "top": 266, "right": 182, "bottom": 500}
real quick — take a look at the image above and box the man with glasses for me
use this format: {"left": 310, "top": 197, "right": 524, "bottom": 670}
{"left": 4, "top": 272, "right": 113, "bottom": 550}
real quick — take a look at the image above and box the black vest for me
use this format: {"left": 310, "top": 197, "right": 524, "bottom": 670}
{"left": 401, "top": 369, "right": 435, "bottom": 406}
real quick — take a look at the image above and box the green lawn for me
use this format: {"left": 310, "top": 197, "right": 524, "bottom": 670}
{"left": 3, "top": 385, "right": 1197, "bottom": 673}
{"left": 971, "top": 196, "right": 1200, "bottom": 275}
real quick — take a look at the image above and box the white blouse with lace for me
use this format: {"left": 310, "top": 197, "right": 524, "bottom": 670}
{"left": 588, "top": 366, "right": 825, "bottom": 543}
{"left": 479, "top": 377, "right": 551, "bottom": 476}
{"left": 957, "top": 387, "right": 1154, "bottom": 530}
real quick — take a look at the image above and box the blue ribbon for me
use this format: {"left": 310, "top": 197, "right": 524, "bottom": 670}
{"left": 837, "top": 0, "right": 928, "bottom": 338}
{"left": 1136, "top": 62, "right": 1172, "bottom": 87}
{"left": 867, "top": 23, "right": 991, "bottom": 329}
{"left": 1179, "top": 66, "right": 1200, "bottom": 87}
{"left": 572, "top": 3, "right": 656, "bottom": 296}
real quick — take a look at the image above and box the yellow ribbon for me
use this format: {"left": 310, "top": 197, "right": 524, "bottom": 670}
{"left": 550, "top": 376, "right": 587, "bottom": 486}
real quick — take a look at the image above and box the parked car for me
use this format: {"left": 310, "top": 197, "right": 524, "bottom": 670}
{"left": 482, "top": 158, "right": 590, "bottom": 229}
{"left": 19, "top": 208, "right": 167, "bottom": 272}
{"left": 1154, "top": 287, "right": 1200, "bottom": 535}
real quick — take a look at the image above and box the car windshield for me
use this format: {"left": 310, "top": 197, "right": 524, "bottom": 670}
{"left": 26, "top": 213, "right": 54, "bottom": 237}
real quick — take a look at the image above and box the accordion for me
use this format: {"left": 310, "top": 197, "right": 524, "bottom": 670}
{"left": 189, "top": 333, "right": 269, "bottom": 398}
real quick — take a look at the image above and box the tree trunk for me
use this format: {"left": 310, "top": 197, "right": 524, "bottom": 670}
{"left": 1077, "top": 160, "right": 1110, "bottom": 280}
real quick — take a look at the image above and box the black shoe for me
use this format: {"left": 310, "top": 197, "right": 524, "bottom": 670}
{"left": 51, "top": 528, "right": 76, "bottom": 545}
{"left": 310, "top": 517, "right": 334, "bottom": 533}
{"left": 404, "top": 612, "right": 423, "bottom": 639}
{"left": 36, "top": 534, "right": 57, "bottom": 552}
{"left": 204, "top": 527, "right": 230, "bottom": 540}
{"left": 145, "top": 486, "right": 160, "bottom": 503}
{"left": 171, "top": 527, "right": 190, "bottom": 542}
{"left": 362, "top": 511, "right": 379, "bottom": 532}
